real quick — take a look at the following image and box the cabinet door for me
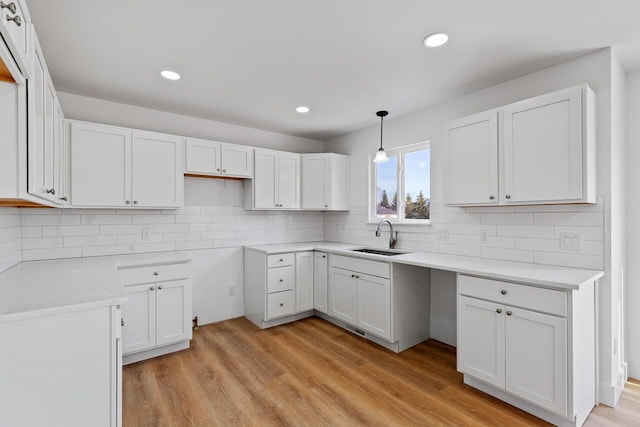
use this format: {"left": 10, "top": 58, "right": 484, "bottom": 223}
{"left": 356, "top": 273, "right": 391, "bottom": 340}
{"left": 443, "top": 110, "right": 498, "bottom": 205}
{"left": 27, "top": 42, "right": 47, "bottom": 200}
{"left": 505, "top": 307, "right": 567, "bottom": 416}
{"left": 156, "top": 280, "right": 192, "bottom": 347}
{"left": 55, "top": 102, "right": 69, "bottom": 205}
{"left": 277, "top": 152, "right": 300, "bottom": 209}
{"left": 502, "top": 86, "right": 582, "bottom": 203}
{"left": 185, "top": 138, "right": 221, "bottom": 175}
{"left": 222, "top": 143, "right": 253, "bottom": 177}
{"left": 122, "top": 284, "right": 156, "bottom": 355}
{"left": 313, "top": 252, "right": 328, "bottom": 313}
{"left": 131, "top": 131, "right": 183, "bottom": 208}
{"left": 1, "top": 0, "right": 28, "bottom": 80}
{"left": 328, "top": 267, "right": 356, "bottom": 324}
{"left": 302, "top": 154, "right": 329, "bottom": 209}
{"left": 457, "top": 296, "right": 505, "bottom": 389}
{"left": 71, "top": 122, "right": 131, "bottom": 207}
{"left": 254, "top": 149, "right": 278, "bottom": 208}
{"left": 295, "top": 252, "right": 314, "bottom": 312}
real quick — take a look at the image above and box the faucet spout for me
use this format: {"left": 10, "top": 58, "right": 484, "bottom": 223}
{"left": 375, "top": 219, "right": 398, "bottom": 249}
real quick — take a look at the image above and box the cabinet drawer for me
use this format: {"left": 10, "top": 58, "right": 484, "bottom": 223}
{"left": 266, "top": 290, "right": 295, "bottom": 320}
{"left": 458, "top": 275, "right": 566, "bottom": 317}
{"left": 267, "top": 253, "right": 294, "bottom": 268}
{"left": 119, "top": 263, "right": 190, "bottom": 286}
{"left": 267, "top": 266, "right": 294, "bottom": 293}
{"left": 330, "top": 254, "right": 390, "bottom": 279}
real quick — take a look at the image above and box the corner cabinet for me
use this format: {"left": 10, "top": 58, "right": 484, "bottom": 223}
{"left": 301, "top": 153, "right": 350, "bottom": 210}
{"left": 119, "top": 259, "right": 192, "bottom": 365}
{"left": 245, "top": 149, "right": 300, "bottom": 210}
{"left": 444, "top": 85, "right": 595, "bottom": 206}
{"left": 185, "top": 138, "right": 254, "bottom": 178}
{"left": 70, "top": 121, "right": 183, "bottom": 208}
{"left": 457, "top": 274, "right": 596, "bottom": 427}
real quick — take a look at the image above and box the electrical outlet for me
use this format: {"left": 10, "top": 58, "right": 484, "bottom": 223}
{"left": 559, "top": 232, "right": 582, "bottom": 251}
{"left": 480, "top": 230, "right": 489, "bottom": 244}
{"left": 227, "top": 286, "right": 235, "bottom": 296}
{"left": 141, "top": 227, "right": 150, "bottom": 241}
{"left": 438, "top": 229, "right": 449, "bottom": 241}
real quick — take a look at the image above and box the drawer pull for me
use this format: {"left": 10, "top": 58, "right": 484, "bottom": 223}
{"left": 121, "top": 318, "right": 125, "bottom": 327}
{"left": 506, "top": 310, "right": 512, "bottom": 316}
{"left": 279, "top": 259, "right": 284, "bottom": 262}
{"left": 279, "top": 279, "right": 284, "bottom": 282}
{"left": 1, "top": 2, "right": 17, "bottom": 14}
{"left": 496, "top": 308, "right": 502, "bottom": 314}
{"left": 7, "top": 14, "right": 21, "bottom": 26}
{"left": 154, "top": 271, "right": 159, "bottom": 276}
{"left": 158, "top": 285, "right": 163, "bottom": 290}
{"left": 150, "top": 286, "right": 155, "bottom": 291}
{"left": 500, "top": 290, "right": 507, "bottom": 295}
{"left": 279, "top": 303, "right": 284, "bottom": 307}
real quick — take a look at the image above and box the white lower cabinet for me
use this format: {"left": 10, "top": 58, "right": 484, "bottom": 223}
{"left": 119, "top": 260, "right": 192, "bottom": 364}
{"left": 313, "top": 252, "right": 328, "bottom": 314}
{"left": 295, "top": 251, "right": 314, "bottom": 312}
{"left": 457, "top": 274, "right": 594, "bottom": 426}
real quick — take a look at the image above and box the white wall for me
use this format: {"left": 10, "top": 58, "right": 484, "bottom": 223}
{"left": 324, "top": 49, "right": 622, "bottom": 404}
{"left": 625, "top": 69, "right": 640, "bottom": 379}
{"left": 0, "top": 208, "right": 21, "bottom": 273}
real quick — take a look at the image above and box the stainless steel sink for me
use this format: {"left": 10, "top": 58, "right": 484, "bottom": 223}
{"left": 350, "top": 248, "right": 409, "bottom": 256}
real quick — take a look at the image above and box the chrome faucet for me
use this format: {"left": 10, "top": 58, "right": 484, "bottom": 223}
{"left": 375, "top": 219, "right": 398, "bottom": 249}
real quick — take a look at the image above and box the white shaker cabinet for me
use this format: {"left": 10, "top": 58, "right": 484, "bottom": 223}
{"left": 71, "top": 121, "right": 183, "bottom": 208}
{"left": 0, "top": 0, "right": 30, "bottom": 83}
{"left": 295, "top": 252, "right": 314, "bottom": 313}
{"left": 301, "top": 153, "right": 349, "bottom": 210}
{"left": 444, "top": 85, "right": 595, "bottom": 206}
{"left": 329, "top": 266, "right": 357, "bottom": 324}
{"left": 185, "top": 138, "right": 253, "bottom": 178}
{"left": 119, "top": 260, "right": 192, "bottom": 365}
{"left": 246, "top": 148, "right": 300, "bottom": 210}
{"left": 313, "top": 252, "right": 328, "bottom": 314}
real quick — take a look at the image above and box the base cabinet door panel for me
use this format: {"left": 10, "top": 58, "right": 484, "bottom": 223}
{"left": 505, "top": 307, "right": 567, "bottom": 416}
{"left": 121, "top": 284, "right": 156, "bottom": 354}
{"left": 457, "top": 295, "right": 506, "bottom": 389}
{"left": 295, "top": 252, "right": 314, "bottom": 312}
{"left": 329, "top": 267, "right": 356, "bottom": 324}
{"left": 155, "top": 280, "right": 191, "bottom": 347}
{"left": 356, "top": 273, "right": 391, "bottom": 340}
{"left": 313, "top": 252, "right": 328, "bottom": 313}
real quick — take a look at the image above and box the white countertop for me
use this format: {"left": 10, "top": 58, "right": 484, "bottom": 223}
{"left": 245, "top": 242, "right": 604, "bottom": 290}
{"left": 0, "top": 252, "right": 190, "bottom": 323}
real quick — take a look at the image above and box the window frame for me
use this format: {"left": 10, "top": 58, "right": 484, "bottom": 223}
{"left": 369, "top": 141, "right": 431, "bottom": 225}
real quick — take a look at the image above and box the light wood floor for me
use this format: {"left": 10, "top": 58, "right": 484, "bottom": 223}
{"left": 123, "top": 317, "right": 639, "bottom": 426}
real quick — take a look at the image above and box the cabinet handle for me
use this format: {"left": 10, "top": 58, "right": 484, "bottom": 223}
{"left": 223, "top": 169, "right": 227, "bottom": 173}
{"left": 154, "top": 271, "right": 159, "bottom": 276}
{"left": 325, "top": 204, "right": 328, "bottom": 208}
{"left": 279, "top": 279, "right": 284, "bottom": 282}
{"left": 1, "top": 2, "right": 17, "bottom": 14}
{"left": 496, "top": 308, "right": 502, "bottom": 314}
{"left": 59, "top": 196, "right": 68, "bottom": 201}
{"left": 150, "top": 286, "right": 155, "bottom": 291}
{"left": 322, "top": 255, "right": 326, "bottom": 258}
{"left": 505, "top": 194, "right": 511, "bottom": 199}
{"left": 506, "top": 310, "right": 512, "bottom": 316}
{"left": 351, "top": 274, "right": 355, "bottom": 278}
{"left": 500, "top": 290, "right": 507, "bottom": 295}
{"left": 279, "top": 259, "right": 283, "bottom": 262}
{"left": 133, "top": 200, "right": 138, "bottom": 205}
{"left": 6, "top": 14, "right": 21, "bottom": 26}
{"left": 217, "top": 168, "right": 220, "bottom": 172}
{"left": 121, "top": 318, "right": 125, "bottom": 327}
{"left": 125, "top": 200, "right": 131, "bottom": 204}
{"left": 46, "top": 188, "right": 56, "bottom": 195}
{"left": 158, "top": 285, "right": 163, "bottom": 290}
{"left": 279, "top": 303, "right": 284, "bottom": 307}
{"left": 356, "top": 275, "right": 360, "bottom": 279}
{"left": 489, "top": 195, "right": 495, "bottom": 200}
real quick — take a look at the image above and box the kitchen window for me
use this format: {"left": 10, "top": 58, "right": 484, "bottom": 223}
{"left": 369, "top": 142, "right": 431, "bottom": 224}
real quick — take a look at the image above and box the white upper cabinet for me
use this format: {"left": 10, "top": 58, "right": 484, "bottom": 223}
{"left": 0, "top": 0, "right": 30, "bottom": 83}
{"left": 184, "top": 138, "right": 253, "bottom": 178}
{"left": 71, "top": 121, "right": 183, "bottom": 208}
{"left": 444, "top": 85, "right": 595, "bottom": 206}
{"left": 247, "top": 148, "right": 300, "bottom": 210}
{"left": 301, "top": 153, "right": 349, "bottom": 211}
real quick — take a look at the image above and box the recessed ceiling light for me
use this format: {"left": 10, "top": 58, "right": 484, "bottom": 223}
{"left": 296, "top": 106, "right": 310, "bottom": 113}
{"left": 423, "top": 32, "right": 449, "bottom": 48}
{"left": 160, "top": 70, "right": 181, "bottom": 80}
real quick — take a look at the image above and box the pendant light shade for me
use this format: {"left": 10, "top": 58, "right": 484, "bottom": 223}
{"left": 373, "top": 110, "right": 389, "bottom": 163}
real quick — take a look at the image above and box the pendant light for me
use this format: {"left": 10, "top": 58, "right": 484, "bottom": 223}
{"left": 373, "top": 110, "right": 389, "bottom": 163}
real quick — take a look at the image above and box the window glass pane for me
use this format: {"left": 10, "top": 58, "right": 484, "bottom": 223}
{"left": 404, "top": 148, "right": 430, "bottom": 219}
{"left": 376, "top": 155, "right": 398, "bottom": 219}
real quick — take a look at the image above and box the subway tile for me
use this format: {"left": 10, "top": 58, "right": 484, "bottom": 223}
{"left": 133, "top": 242, "right": 176, "bottom": 254}
{"left": 132, "top": 215, "right": 176, "bottom": 224}
{"left": 533, "top": 211, "right": 603, "bottom": 227}
{"left": 514, "top": 204, "right": 578, "bottom": 213}
{"left": 117, "top": 233, "right": 163, "bottom": 244}
{"left": 175, "top": 240, "right": 215, "bottom": 251}
{"left": 82, "top": 214, "right": 132, "bottom": 225}
{"left": 467, "top": 235, "right": 515, "bottom": 249}
{"left": 439, "top": 244, "right": 481, "bottom": 257}
{"left": 43, "top": 225, "right": 100, "bottom": 237}
{"left": 22, "top": 214, "right": 81, "bottom": 226}
{"left": 481, "top": 213, "right": 533, "bottom": 225}
{"left": 162, "top": 232, "right": 202, "bottom": 242}
{"left": 22, "top": 237, "right": 64, "bottom": 250}
{"left": 82, "top": 245, "right": 133, "bottom": 258}
{"left": 481, "top": 247, "right": 534, "bottom": 263}
{"left": 65, "top": 235, "right": 119, "bottom": 248}
{"left": 22, "top": 247, "right": 81, "bottom": 261}
{"left": 99, "top": 225, "right": 144, "bottom": 235}
{"left": 554, "top": 226, "right": 603, "bottom": 241}
{"left": 497, "top": 225, "right": 555, "bottom": 238}
{"left": 149, "top": 224, "right": 189, "bottom": 233}
{"left": 514, "top": 237, "right": 560, "bottom": 251}
{"left": 534, "top": 251, "right": 604, "bottom": 270}
{"left": 21, "top": 227, "right": 42, "bottom": 238}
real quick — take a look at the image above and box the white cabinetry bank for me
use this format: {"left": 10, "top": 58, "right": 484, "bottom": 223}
{"left": 243, "top": 242, "right": 603, "bottom": 426}
{"left": 444, "top": 85, "right": 595, "bottom": 206}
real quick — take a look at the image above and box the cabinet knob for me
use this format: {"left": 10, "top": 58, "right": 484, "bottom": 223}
{"left": 125, "top": 200, "right": 131, "bottom": 204}
{"left": 322, "top": 255, "right": 326, "bottom": 258}
{"left": 279, "top": 279, "right": 284, "bottom": 282}
{"left": 489, "top": 195, "right": 495, "bottom": 200}
{"left": 505, "top": 194, "right": 511, "bottom": 199}
{"left": 59, "top": 196, "right": 68, "bottom": 201}
{"left": 133, "top": 200, "right": 138, "bottom": 205}
{"left": 325, "top": 204, "right": 328, "bottom": 208}
{"left": 500, "top": 289, "right": 507, "bottom": 295}
{"left": 154, "top": 271, "right": 159, "bottom": 276}
{"left": 506, "top": 310, "right": 512, "bottom": 316}
{"left": 121, "top": 318, "right": 125, "bottom": 327}
{"left": 223, "top": 169, "right": 227, "bottom": 173}
{"left": 356, "top": 275, "right": 360, "bottom": 279}
{"left": 46, "top": 188, "right": 56, "bottom": 195}
{"left": 279, "top": 259, "right": 283, "bottom": 262}
{"left": 158, "top": 285, "right": 163, "bottom": 290}
{"left": 279, "top": 303, "right": 284, "bottom": 307}
{"left": 1, "top": 2, "right": 17, "bottom": 14}
{"left": 150, "top": 286, "right": 155, "bottom": 291}
{"left": 217, "top": 168, "right": 220, "bottom": 172}
{"left": 496, "top": 308, "right": 502, "bottom": 314}
{"left": 6, "top": 14, "right": 21, "bottom": 26}
{"left": 351, "top": 274, "right": 355, "bottom": 278}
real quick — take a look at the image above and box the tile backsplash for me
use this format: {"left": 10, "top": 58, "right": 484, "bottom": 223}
{"left": 0, "top": 207, "right": 22, "bottom": 273}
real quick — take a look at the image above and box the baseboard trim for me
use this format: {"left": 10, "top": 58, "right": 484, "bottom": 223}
{"left": 598, "top": 369, "right": 626, "bottom": 407}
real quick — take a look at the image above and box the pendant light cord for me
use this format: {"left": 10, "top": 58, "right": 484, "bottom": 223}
{"left": 379, "top": 115, "right": 384, "bottom": 150}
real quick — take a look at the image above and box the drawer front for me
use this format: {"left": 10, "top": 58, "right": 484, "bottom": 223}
{"left": 458, "top": 275, "right": 566, "bottom": 317}
{"left": 330, "top": 254, "right": 390, "bottom": 279}
{"left": 266, "top": 290, "right": 295, "bottom": 320}
{"left": 119, "top": 263, "right": 190, "bottom": 286}
{"left": 267, "top": 266, "right": 295, "bottom": 293}
{"left": 267, "top": 253, "right": 294, "bottom": 268}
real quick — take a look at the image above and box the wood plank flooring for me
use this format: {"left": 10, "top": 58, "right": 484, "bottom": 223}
{"left": 123, "top": 317, "right": 638, "bottom": 426}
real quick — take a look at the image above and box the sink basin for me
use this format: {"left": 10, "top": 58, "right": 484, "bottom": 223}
{"left": 350, "top": 248, "right": 409, "bottom": 256}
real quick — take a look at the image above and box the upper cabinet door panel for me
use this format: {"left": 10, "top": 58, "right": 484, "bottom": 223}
{"left": 185, "top": 139, "right": 221, "bottom": 175}
{"left": 254, "top": 149, "right": 277, "bottom": 208}
{"left": 444, "top": 110, "right": 499, "bottom": 205}
{"left": 132, "top": 131, "right": 182, "bottom": 207}
{"left": 71, "top": 122, "right": 131, "bottom": 207}
{"left": 277, "top": 152, "right": 299, "bottom": 209}
{"left": 302, "top": 154, "right": 329, "bottom": 209}
{"left": 502, "top": 86, "right": 583, "bottom": 203}
{"left": 221, "top": 143, "right": 253, "bottom": 177}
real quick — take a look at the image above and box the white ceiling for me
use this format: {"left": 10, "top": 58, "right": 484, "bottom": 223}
{"left": 26, "top": 0, "right": 640, "bottom": 141}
